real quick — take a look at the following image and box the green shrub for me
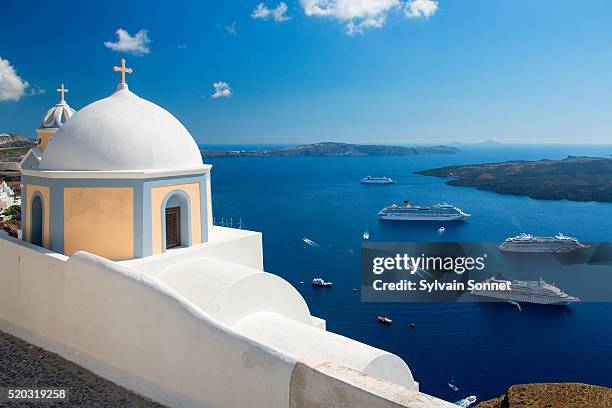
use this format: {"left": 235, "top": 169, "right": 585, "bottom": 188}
{"left": 2, "top": 205, "right": 20, "bottom": 217}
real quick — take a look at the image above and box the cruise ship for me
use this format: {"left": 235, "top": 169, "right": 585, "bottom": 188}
{"left": 361, "top": 176, "right": 394, "bottom": 184}
{"left": 499, "top": 233, "right": 589, "bottom": 253}
{"left": 471, "top": 276, "right": 580, "bottom": 305}
{"left": 378, "top": 200, "right": 470, "bottom": 221}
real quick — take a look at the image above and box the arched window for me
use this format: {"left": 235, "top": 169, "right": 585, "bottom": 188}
{"left": 30, "top": 194, "right": 44, "bottom": 247}
{"left": 162, "top": 191, "right": 191, "bottom": 250}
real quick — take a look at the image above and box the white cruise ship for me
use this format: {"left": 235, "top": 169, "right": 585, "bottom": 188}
{"left": 378, "top": 200, "right": 470, "bottom": 221}
{"left": 471, "top": 276, "right": 579, "bottom": 305}
{"left": 361, "top": 176, "right": 394, "bottom": 184}
{"left": 499, "top": 233, "right": 589, "bottom": 253}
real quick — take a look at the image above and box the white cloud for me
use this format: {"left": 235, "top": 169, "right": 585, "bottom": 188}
{"left": 0, "top": 57, "right": 35, "bottom": 102}
{"left": 404, "top": 0, "right": 438, "bottom": 18}
{"left": 29, "top": 86, "right": 46, "bottom": 96}
{"left": 212, "top": 82, "right": 232, "bottom": 98}
{"left": 301, "top": 0, "right": 438, "bottom": 34}
{"left": 346, "top": 16, "right": 386, "bottom": 35}
{"left": 104, "top": 28, "right": 151, "bottom": 56}
{"left": 226, "top": 22, "right": 238, "bottom": 35}
{"left": 301, "top": 0, "right": 400, "bottom": 35}
{"left": 301, "top": 0, "right": 399, "bottom": 19}
{"left": 251, "top": 2, "right": 292, "bottom": 22}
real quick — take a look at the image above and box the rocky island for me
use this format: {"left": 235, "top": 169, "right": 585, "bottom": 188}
{"left": 476, "top": 383, "right": 612, "bottom": 408}
{"left": 202, "top": 142, "right": 460, "bottom": 157}
{"left": 417, "top": 156, "right": 612, "bottom": 202}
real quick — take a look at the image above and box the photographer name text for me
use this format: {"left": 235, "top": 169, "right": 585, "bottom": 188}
{"left": 372, "top": 279, "right": 511, "bottom": 292}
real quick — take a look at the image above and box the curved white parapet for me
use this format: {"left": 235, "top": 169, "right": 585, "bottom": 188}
{"left": 0, "top": 234, "right": 454, "bottom": 407}
{"left": 156, "top": 256, "right": 313, "bottom": 326}
{"left": 0, "top": 238, "right": 296, "bottom": 407}
{"left": 233, "top": 311, "right": 417, "bottom": 390}
{"left": 155, "top": 255, "right": 416, "bottom": 389}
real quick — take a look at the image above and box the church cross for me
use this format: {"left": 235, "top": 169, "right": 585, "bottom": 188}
{"left": 113, "top": 58, "right": 133, "bottom": 84}
{"left": 57, "top": 84, "right": 68, "bottom": 102}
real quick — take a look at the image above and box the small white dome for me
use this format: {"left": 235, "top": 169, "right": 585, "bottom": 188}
{"left": 39, "top": 101, "right": 76, "bottom": 129}
{"left": 40, "top": 84, "right": 203, "bottom": 171}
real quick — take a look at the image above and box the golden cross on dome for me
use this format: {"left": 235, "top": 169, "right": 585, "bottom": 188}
{"left": 113, "top": 58, "right": 133, "bottom": 84}
{"left": 57, "top": 83, "right": 68, "bottom": 102}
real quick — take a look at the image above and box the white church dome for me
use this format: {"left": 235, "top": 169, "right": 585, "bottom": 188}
{"left": 39, "top": 101, "right": 76, "bottom": 129}
{"left": 39, "top": 84, "right": 76, "bottom": 130}
{"left": 39, "top": 84, "right": 203, "bottom": 171}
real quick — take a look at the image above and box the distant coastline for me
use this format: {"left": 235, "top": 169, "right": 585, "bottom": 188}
{"left": 417, "top": 156, "right": 612, "bottom": 202}
{"left": 0, "top": 133, "right": 36, "bottom": 149}
{"left": 450, "top": 139, "right": 503, "bottom": 146}
{"left": 0, "top": 134, "right": 33, "bottom": 192}
{"left": 201, "top": 142, "right": 460, "bottom": 157}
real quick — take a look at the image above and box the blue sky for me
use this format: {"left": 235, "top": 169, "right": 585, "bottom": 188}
{"left": 1, "top": 0, "right": 612, "bottom": 144}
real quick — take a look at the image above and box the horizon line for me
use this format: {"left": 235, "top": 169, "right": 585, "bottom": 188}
{"left": 5, "top": 133, "right": 611, "bottom": 147}
{"left": 198, "top": 141, "right": 612, "bottom": 146}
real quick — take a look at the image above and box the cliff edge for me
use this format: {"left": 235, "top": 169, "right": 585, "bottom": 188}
{"left": 476, "top": 383, "right": 612, "bottom": 408}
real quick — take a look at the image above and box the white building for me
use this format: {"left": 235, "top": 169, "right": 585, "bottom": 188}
{"left": 0, "top": 181, "right": 15, "bottom": 210}
{"left": 0, "top": 60, "right": 454, "bottom": 408}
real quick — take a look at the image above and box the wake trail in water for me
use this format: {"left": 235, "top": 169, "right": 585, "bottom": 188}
{"left": 303, "top": 236, "right": 354, "bottom": 255}
{"left": 302, "top": 236, "right": 321, "bottom": 247}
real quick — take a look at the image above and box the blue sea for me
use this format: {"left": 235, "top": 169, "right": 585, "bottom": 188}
{"left": 203, "top": 144, "right": 612, "bottom": 402}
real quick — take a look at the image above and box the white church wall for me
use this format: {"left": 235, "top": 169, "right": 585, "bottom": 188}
{"left": 0, "top": 233, "right": 454, "bottom": 408}
{"left": 123, "top": 226, "right": 264, "bottom": 273}
{"left": 0, "top": 233, "right": 296, "bottom": 408}
{"left": 0, "top": 234, "right": 68, "bottom": 331}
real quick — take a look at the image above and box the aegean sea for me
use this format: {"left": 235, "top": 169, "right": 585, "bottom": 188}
{"left": 204, "top": 143, "right": 612, "bottom": 402}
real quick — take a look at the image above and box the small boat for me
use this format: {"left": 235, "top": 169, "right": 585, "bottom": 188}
{"left": 312, "top": 277, "right": 333, "bottom": 287}
{"left": 409, "top": 323, "right": 416, "bottom": 328}
{"left": 299, "top": 281, "right": 304, "bottom": 284}
{"left": 303, "top": 236, "right": 320, "bottom": 247}
{"left": 448, "top": 383, "right": 459, "bottom": 392}
{"left": 454, "top": 396, "right": 477, "bottom": 407}
{"left": 377, "top": 315, "right": 392, "bottom": 325}
{"left": 361, "top": 176, "right": 394, "bottom": 185}
{"left": 362, "top": 231, "right": 370, "bottom": 240}
{"left": 352, "top": 288, "right": 358, "bottom": 292}
{"left": 438, "top": 226, "right": 445, "bottom": 234}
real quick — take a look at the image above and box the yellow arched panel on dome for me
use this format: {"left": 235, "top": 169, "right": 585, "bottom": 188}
{"left": 151, "top": 183, "right": 202, "bottom": 254}
{"left": 64, "top": 187, "right": 134, "bottom": 259}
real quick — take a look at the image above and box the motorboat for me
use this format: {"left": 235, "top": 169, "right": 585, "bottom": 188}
{"left": 312, "top": 277, "right": 333, "bottom": 287}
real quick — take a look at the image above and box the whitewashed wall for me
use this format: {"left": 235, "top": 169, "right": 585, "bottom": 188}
{"left": 0, "top": 234, "right": 455, "bottom": 408}
{"left": 123, "top": 227, "right": 265, "bottom": 272}
{"left": 0, "top": 234, "right": 295, "bottom": 407}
